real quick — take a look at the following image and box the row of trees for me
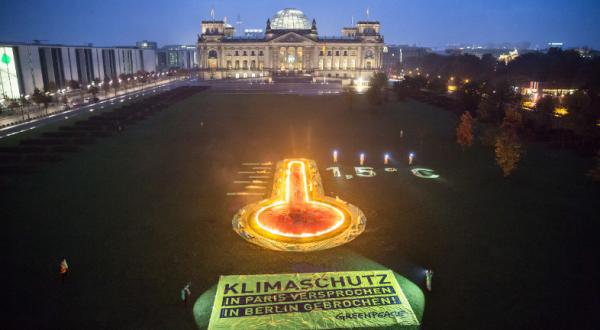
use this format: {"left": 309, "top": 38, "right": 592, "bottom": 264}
{"left": 403, "top": 48, "right": 600, "bottom": 88}
{"left": 1, "top": 69, "right": 183, "bottom": 115}
{"left": 456, "top": 107, "right": 526, "bottom": 177}
{"left": 363, "top": 53, "right": 599, "bottom": 178}
{"left": 393, "top": 60, "right": 599, "bottom": 147}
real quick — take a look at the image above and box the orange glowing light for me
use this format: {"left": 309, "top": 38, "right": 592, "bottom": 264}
{"left": 232, "top": 159, "right": 366, "bottom": 251}
{"left": 254, "top": 161, "right": 345, "bottom": 238}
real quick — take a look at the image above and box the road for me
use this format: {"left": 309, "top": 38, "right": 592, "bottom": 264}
{"left": 0, "top": 78, "right": 193, "bottom": 140}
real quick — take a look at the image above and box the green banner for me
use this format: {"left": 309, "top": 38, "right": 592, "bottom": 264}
{"left": 208, "top": 270, "right": 419, "bottom": 329}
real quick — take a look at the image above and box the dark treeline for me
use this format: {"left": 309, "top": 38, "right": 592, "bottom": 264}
{"left": 387, "top": 50, "right": 600, "bottom": 170}
{"left": 403, "top": 49, "right": 600, "bottom": 89}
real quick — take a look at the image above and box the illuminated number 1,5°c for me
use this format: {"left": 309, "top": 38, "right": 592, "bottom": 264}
{"left": 326, "top": 166, "right": 378, "bottom": 178}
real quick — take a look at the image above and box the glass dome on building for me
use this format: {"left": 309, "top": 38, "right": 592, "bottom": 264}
{"left": 270, "top": 8, "right": 311, "bottom": 30}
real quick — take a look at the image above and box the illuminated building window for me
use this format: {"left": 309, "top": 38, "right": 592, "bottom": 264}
{"left": 259, "top": 50, "right": 264, "bottom": 56}
{"left": 0, "top": 47, "right": 20, "bottom": 98}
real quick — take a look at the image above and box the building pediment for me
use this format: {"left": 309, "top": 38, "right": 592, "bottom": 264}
{"left": 270, "top": 32, "right": 315, "bottom": 44}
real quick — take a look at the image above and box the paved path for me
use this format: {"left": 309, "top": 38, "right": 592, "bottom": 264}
{"left": 0, "top": 78, "right": 186, "bottom": 128}
{"left": 0, "top": 78, "right": 193, "bottom": 139}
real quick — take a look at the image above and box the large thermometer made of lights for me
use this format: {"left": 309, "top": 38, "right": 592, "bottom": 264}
{"left": 233, "top": 159, "right": 366, "bottom": 252}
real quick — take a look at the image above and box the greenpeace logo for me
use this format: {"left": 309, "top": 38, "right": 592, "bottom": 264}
{"left": 335, "top": 310, "right": 407, "bottom": 321}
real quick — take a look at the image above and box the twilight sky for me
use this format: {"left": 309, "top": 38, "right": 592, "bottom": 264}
{"left": 1, "top": 0, "right": 599, "bottom": 49}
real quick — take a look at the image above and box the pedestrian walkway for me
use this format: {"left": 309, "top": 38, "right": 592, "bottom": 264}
{"left": 0, "top": 78, "right": 182, "bottom": 129}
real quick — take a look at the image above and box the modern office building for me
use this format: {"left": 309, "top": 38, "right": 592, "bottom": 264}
{"left": 197, "top": 8, "right": 384, "bottom": 80}
{"left": 0, "top": 41, "right": 157, "bottom": 99}
{"left": 156, "top": 45, "right": 198, "bottom": 71}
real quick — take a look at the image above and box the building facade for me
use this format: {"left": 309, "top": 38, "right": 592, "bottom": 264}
{"left": 197, "top": 8, "right": 384, "bottom": 81}
{"left": 156, "top": 45, "right": 198, "bottom": 71}
{"left": 0, "top": 42, "right": 157, "bottom": 99}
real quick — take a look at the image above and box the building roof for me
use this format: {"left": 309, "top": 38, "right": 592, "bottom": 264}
{"left": 318, "top": 36, "right": 361, "bottom": 43}
{"left": 0, "top": 40, "right": 140, "bottom": 49}
{"left": 271, "top": 8, "right": 311, "bottom": 30}
{"left": 220, "top": 37, "right": 266, "bottom": 43}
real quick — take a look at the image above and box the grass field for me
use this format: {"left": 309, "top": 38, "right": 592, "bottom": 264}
{"left": 3, "top": 91, "right": 598, "bottom": 329}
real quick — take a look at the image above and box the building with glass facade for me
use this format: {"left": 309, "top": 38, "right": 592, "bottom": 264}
{"left": 156, "top": 45, "right": 198, "bottom": 71}
{"left": 197, "top": 8, "right": 384, "bottom": 81}
{"left": 0, "top": 42, "right": 156, "bottom": 99}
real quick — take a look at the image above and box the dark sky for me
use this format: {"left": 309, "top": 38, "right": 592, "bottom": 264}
{"left": 1, "top": 0, "right": 599, "bottom": 49}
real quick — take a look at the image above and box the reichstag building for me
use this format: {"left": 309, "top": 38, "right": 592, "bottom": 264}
{"left": 197, "top": 8, "right": 384, "bottom": 81}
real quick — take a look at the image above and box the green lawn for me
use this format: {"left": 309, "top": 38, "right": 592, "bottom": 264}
{"left": 3, "top": 91, "right": 598, "bottom": 329}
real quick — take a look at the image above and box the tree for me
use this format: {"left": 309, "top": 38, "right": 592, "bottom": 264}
{"left": 564, "top": 91, "right": 595, "bottom": 138}
{"left": 67, "top": 80, "right": 79, "bottom": 90}
{"left": 457, "top": 80, "right": 484, "bottom": 113}
{"left": 19, "top": 95, "right": 31, "bottom": 119}
{"left": 112, "top": 78, "right": 120, "bottom": 96}
{"left": 88, "top": 86, "right": 99, "bottom": 98}
{"left": 588, "top": 150, "right": 600, "bottom": 182}
{"left": 46, "top": 81, "right": 58, "bottom": 93}
{"left": 4, "top": 96, "right": 20, "bottom": 115}
{"left": 495, "top": 108, "right": 523, "bottom": 177}
{"left": 427, "top": 77, "right": 446, "bottom": 94}
{"left": 367, "top": 72, "right": 388, "bottom": 106}
{"left": 477, "top": 80, "right": 518, "bottom": 123}
{"left": 533, "top": 95, "right": 556, "bottom": 130}
{"left": 31, "top": 88, "right": 51, "bottom": 112}
{"left": 393, "top": 81, "right": 408, "bottom": 101}
{"left": 343, "top": 87, "right": 356, "bottom": 111}
{"left": 60, "top": 95, "right": 68, "bottom": 107}
{"left": 456, "top": 111, "right": 474, "bottom": 150}
{"left": 103, "top": 77, "right": 111, "bottom": 96}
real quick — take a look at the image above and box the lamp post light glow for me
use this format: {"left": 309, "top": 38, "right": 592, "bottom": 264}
{"left": 409, "top": 152, "right": 415, "bottom": 165}
{"left": 232, "top": 159, "right": 366, "bottom": 251}
{"left": 332, "top": 150, "right": 338, "bottom": 163}
{"left": 384, "top": 153, "right": 390, "bottom": 165}
{"left": 360, "top": 153, "right": 365, "bottom": 166}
